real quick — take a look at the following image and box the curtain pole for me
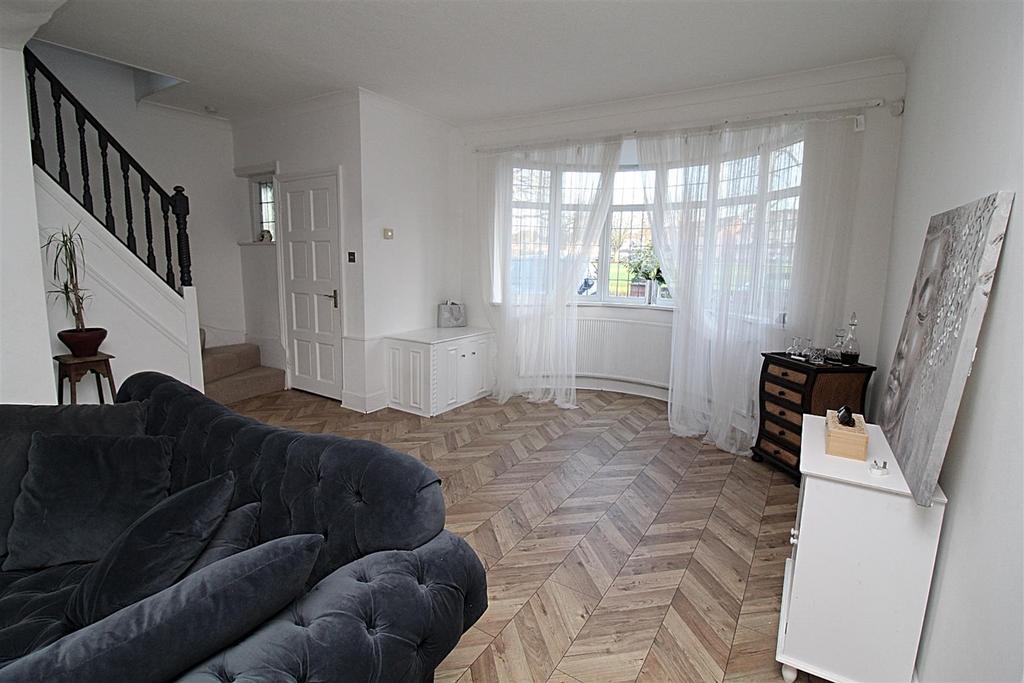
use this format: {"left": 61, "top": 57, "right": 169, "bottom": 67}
{"left": 473, "top": 99, "right": 884, "bottom": 155}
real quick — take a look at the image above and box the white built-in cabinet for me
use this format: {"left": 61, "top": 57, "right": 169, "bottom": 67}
{"left": 384, "top": 328, "right": 494, "bottom": 417}
{"left": 777, "top": 416, "right": 946, "bottom": 683}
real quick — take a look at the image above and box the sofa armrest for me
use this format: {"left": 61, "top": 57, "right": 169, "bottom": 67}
{"left": 176, "top": 531, "right": 487, "bottom": 682}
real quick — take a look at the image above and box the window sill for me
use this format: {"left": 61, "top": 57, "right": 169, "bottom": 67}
{"left": 578, "top": 301, "right": 673, "bottom": 311}
{"left": 489, "top": 300, "right": 673, "bottom": 312}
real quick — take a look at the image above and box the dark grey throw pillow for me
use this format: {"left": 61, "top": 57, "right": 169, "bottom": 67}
{"left": 0, "top": 402, "right": 147, "bottom": 559}
{"left": 2, "top": 433, "right": 173, "bottom": 571}
{"left": 185, "top": 502, "right": 260, "bottom": 575}
{"left": 0, "top": 535, "right": 324, "bottom": 683}
{"left": 65, "top": 472, "right": 237, "bottom": 628}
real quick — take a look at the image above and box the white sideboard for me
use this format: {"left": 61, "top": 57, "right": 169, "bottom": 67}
{"left": 777, "top": 416, "right": 946, "bottom": 683}
{"left": 383, "top": 327, "right": 494, "bottom": 417}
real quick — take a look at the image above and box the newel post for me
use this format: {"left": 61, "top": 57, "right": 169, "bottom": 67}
{"left": 169, "top": 186, "right": 193, "bottom": 287}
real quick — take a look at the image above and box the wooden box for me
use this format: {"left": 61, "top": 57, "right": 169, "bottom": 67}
{"left": 824, "top": 410, "right": 868, "bottom": 460}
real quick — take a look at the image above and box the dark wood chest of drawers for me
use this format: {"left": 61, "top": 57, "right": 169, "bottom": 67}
{"left": 752, "top": 352, "right": 876, "bottom": 479}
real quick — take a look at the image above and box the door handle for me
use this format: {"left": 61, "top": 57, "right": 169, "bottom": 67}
{"left": 318, "top": 289, "right": 339, "bottom": 308}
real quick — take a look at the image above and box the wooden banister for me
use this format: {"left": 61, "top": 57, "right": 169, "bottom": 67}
{"left": 23, "top": 47, "right": 193, "bottom": 295}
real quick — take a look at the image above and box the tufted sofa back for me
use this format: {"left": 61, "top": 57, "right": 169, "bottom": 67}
{"left": 116, "top": 372, "right": 446, "bottom": 584}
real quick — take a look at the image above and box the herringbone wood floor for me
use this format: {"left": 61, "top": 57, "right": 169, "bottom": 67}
{"left": 230, "top": 388, "right": 821, "bottom": 683}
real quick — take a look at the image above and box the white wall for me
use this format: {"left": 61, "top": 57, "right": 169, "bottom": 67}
{"left": 356, "top": 90, "right": 459, "bottom": 409}
{"left": 870, "top": 4, "right": 1023, "bottom": 681}
{"left": 35, "top": 169, "right": 203, "bottom": 401}
{"left": 457, "top": 58, "right": 907, "bottom": 399}
{"left": 27, "top": 41, "right": 249, "bottom": 347}
{"left": 231, "top": 89, "right": 461, "bottom": 411}
{"left": 0, "top": 45, "right": 56, "bottom": 403}
{"left": 359, "top": 89, "right": 457, "bottom": 338}
{"left": 239, "top": 243, "right": 284, "bottom": 370}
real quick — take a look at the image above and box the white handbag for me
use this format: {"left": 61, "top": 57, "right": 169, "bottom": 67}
{"left": 437, "top": 302, "right": 467, "bottom": 328}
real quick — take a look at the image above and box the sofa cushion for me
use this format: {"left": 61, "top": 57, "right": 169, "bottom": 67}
{"left": 0, "top": 563, "right": 91, "bottom": 666}
{"left": 2, "top": 434, "right": 173, "bottom": 571}
{"left": 0, "top": 402, "right": 147, "bottom": 560}
{"left": 66, "top": 472, "right": 236, "bottom": 628}
{"left": 185, "top": 502, "right": 260, "bottom": 576}
{"left": 0, "top": 535, "right": 324, "bottom": 683}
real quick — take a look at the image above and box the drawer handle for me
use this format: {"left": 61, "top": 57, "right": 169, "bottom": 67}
{"left": 471, "top": 352, "right": 476, "bottom": 356}
{"left": 780, "top": 371, "right": 789, "bottom": 377}
{"left": 777, "top": 390, "right": 785, "bottom": 396}
{"left": 777, "top": 410, "right": 785, "bottom": 416}
{"left": 460, "top": 354, "right": 466, "bottom": 358}
{"left": 778, "top": 430, "right": 786, "bottom": 437}
{"left": 773, "top": 449, "right": 781, "bottom": 455}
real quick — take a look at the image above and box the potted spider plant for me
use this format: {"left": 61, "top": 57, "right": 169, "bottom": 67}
{"left": 42, "top": 224, "right": 107, "bottom": 357}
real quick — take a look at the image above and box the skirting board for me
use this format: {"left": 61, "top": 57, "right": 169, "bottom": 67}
{"left": 577, "top": 376, "right": 669, "bottom": 401}
{"left": 341, "top": 389, "right": 388, "bottom": 414}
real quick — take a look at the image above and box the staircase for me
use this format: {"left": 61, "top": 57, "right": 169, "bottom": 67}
{"left": 25, "top": 47, "right": 205, "bottom": 393}
{"left": 25, "top": 48, "right": 193, "bottom": 292}
{"left": 200, "top": 331, "right": 285, "bottom": 404}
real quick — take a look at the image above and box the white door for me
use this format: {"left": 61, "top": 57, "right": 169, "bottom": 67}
{"left": 280, "top": 174, "right": 342, "bottom": 398}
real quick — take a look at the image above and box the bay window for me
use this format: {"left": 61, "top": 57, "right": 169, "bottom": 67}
{"left": 501, "top": 136, "right": 805, "bottom": 310}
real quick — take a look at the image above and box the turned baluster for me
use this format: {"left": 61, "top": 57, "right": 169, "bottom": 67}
{"left": 50, "top": 81, "right": 69, "bottom": 190}
{"left": 169, "top": 186, "right": 192, "bottom": 288}
{"left": 141, "top": 176, "right": 156, "bottom": 271}
{"left": 120, "top": 151, "right": 136, "bottom": 254}
{"left": 74, "top": 106, "right": 93, "bottom": 213}
{"left": 161, "top": 194, "right": 176, "bottom": 289}
{"left": 98, "top": 132, "right": 115, "bottom": 233}
{"left": 26, "top": 59, "right": 45, "bottom": 169}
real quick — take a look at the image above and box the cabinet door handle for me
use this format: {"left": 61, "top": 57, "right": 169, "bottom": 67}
{"left": 471, "top": 351, "right": 476, "bottom": 356}
{"left": 460, "top": 354, "right": 466, "bottom": 358}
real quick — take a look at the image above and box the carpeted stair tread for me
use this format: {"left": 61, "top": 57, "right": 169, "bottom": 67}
{"left": 202, "top": 343, "right": 261, "bottom": 384}
{"left": 204, "top": 366, "right": 285, "bottom": 405}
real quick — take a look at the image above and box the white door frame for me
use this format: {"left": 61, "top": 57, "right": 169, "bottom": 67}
{"left": 274, "top": 166, "right": 345, "bottom": 397}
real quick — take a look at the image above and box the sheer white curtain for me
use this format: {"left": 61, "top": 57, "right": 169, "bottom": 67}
{"left": 491, "top": 139, "right": 622, "bottom": 407}
{"left": 638, "top": 117, "right": 861, "bottom": 452}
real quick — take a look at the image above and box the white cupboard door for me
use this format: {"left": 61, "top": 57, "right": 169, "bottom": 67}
{"left": 473, "top": 338, "right": 489, "bottom": 395}
{"left": 281, "top": 174, "right": 342, "bottom": 398}
{"left": 455, "top": 340, "right": 480, "bottom": 403}
{"left": 443, "top": 344, "right": 459, "bottom": 408}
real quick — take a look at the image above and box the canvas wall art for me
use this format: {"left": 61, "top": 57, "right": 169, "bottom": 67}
{"left": 881, "top": 191, "right": 1014, "bottom": 506}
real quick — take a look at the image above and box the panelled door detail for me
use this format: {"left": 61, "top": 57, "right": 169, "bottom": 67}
{"left": 281, "top": 174, "right": 342, "bottom": 398}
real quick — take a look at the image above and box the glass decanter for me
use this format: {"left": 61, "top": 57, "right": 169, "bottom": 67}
{"left": 826, "top": 328, "right": 845, "bottom": 363}
{"left": 840, "top": 313, "right": 861, "bottom": 364}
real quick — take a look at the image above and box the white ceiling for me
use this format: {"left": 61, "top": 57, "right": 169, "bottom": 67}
{"left": 35, "top": 0, "right": 929, "bottom": 124}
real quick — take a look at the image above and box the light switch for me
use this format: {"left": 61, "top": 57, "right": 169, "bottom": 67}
{"left": 383, "top": 227, "right": 394, "bottom": 240}
{"left": 347, "top": 252, "right": 356, "bottom": 263}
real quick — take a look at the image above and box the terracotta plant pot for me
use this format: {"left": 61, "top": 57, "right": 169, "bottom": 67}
{"left": 57, "top": 327, "right": 107, "bottom": 357}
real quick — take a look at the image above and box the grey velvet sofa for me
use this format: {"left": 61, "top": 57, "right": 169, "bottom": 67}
{"left": 0, "top": 371, "right": 487, "bottom": 681}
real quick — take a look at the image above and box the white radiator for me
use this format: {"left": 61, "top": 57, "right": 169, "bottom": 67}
{"left": 576, "top": 315, "right": 671, "bottom": 390}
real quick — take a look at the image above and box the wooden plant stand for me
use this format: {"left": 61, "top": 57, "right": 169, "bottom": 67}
{"left": 55, "top": 352, "right": 116, "bottom": 404}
